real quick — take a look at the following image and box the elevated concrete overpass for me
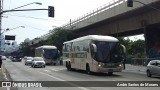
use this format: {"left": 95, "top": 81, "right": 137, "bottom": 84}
{"left": 62, "top": 0, "right": 160, "bottom": 37}
{"left": 30, "top": 0, "right": 160, "bottom": 45}
{"left": 29, "top": 0, "right": 160, "bottom": 64}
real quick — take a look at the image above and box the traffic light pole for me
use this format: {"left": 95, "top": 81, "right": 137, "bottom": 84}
{"left": 0, "top": 9, "right": 48, "bottom": 15}
{"left": 127, "top": 0, "right": 160, "bottom": 12}
{"left": 134, "top": 0, "right": 160, "bottom": 12}
{"left": 0, "top": 0, "right": 3, "bottom": 54}
{"left": 0, "top": 7, "right": 55, "bottom": 54}
{"left": 0, "top": 8, "right": 48, "bottom": 54}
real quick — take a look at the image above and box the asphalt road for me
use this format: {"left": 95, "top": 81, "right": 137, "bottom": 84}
{"left": 2, "top": 59, "right": 160, "bottom": 90}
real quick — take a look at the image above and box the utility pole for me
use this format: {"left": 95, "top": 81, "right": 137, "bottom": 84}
{"left": 0, "top": 0, "right": 2, "bottom": 54}
{"left": 0, "top": 2, "right": 54, "bottom": 53}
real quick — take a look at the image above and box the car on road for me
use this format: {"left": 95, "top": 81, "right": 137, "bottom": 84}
{"left": 31, "top": 57, "right": 45, "bottom": 68}
{"left": 146, "top": 60, "right": 160, "bottom": 77}
{"left": 11, "top": 56, "right": 22, "bottom": 62}
{"left": 25, "top": 57, "right": 33, "bottom": 65}
{"left": 2, "top": 56, "right": 6, "bottom": 60}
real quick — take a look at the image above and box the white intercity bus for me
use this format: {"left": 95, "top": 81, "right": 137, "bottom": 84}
{"left": 35, "top": 45, "right": 60, "bottom": 65}
{"left": 62, "top": 35, "right": 126, "bottom": 75}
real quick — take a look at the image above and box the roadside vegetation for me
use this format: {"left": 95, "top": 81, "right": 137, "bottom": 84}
{"left": 19, "top": 28, "right": 77, "bottom": 56}
{"left": 19, "top": 28, "right": 146, "bottom": 65}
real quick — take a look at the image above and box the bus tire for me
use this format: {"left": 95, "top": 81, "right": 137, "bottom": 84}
{"left": 108, "top": 72, "right": 113, "bottom": 75}
{"left": 60, "top": 60, "right": 63, "bottom": 65}
{"left": 53, "top": 63, "right": 56, "bottom": 65}
{"left": 67, "top": 62, "right": 72, "bottom": 71}
{"left": 86, "top": 64, "right": 91, "bottom": 74}
{"left": 66, "top": 62, "right": 68, "bottom": 68}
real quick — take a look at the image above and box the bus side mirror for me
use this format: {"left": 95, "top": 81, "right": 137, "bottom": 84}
{"left": 91, "top": 43, "right": 97, "bottom": 53}
{"left": 58, "top": 50, "right": 61, "bottom": 58}
{"left": 120, "top": 44, "right": 126, "bottom": 54}
{"left": 58, "top": 50, "right": 60, "bottom": 54}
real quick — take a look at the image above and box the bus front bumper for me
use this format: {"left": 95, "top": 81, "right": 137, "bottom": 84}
{"left": 96, "top": 66, "right": 123, "bottom": 73}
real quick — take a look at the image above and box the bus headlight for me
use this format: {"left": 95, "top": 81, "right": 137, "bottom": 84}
{"left": 97, "top": 62, "right": 104, "bottom": 67}
{"left": 98, "top": 64, "right": 102, "bottom": 67}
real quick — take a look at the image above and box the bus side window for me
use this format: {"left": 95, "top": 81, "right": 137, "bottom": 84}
{"left": 73, "top": 46, "right": 76, "bottom": 51}
{"left": 63, "top": 44, "right": 67, "bottom": 51}
{"left": 67, "top": 45, "right": 71, "bottom": 52}
{"left": 77, "top": 46, "right": 80, "bottom": 51}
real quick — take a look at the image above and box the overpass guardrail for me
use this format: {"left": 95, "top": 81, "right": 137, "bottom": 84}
{"left": 62, "top": 0, "right": 126, "bottom": 28}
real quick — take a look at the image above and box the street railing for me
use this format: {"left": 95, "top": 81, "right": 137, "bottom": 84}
{"left": 126, "top": 57, "right": 160, "bottom": 66}
{"left": 128, "top": 58, "right": 146, "bottom": 66}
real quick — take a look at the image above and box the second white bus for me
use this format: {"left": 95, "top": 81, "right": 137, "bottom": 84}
{"left": 35, "top": 45, "right": 60, "bottom": 65}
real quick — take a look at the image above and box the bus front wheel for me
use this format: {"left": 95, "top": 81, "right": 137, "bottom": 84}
{"left": 86, "top": 64, "right": 91, "bottom": 74}
{"left": 67, "top": 62, "right": 72, "bottom": 71}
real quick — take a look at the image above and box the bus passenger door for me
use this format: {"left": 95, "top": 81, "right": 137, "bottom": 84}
{"left": 80, "top": 52, "right": 87, "bottom": 70}
{"left": 70, "top": 53, "right": 77, "bottom": 69}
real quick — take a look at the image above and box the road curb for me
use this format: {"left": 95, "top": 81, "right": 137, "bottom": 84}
{"left": 2, "top": 64, "right": 18, "bottom": 90}
{"left": 2, "top": 63, "right": 12, "bottom": 81}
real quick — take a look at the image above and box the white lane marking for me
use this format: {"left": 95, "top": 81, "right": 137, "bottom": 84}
{"left": 51, "top": 69, "right": 61, "bottom": 71}
{"left": 38, "top": 71, "right": 90, "bottom": 90}
{"left": 39, "top": 71, "right": 65, "bottom": 81}
{"left": 44, "top": 70, "right": 51, "bottom": 72}
{"left": 50, "top": 68, "right": 65, "bottom": 71}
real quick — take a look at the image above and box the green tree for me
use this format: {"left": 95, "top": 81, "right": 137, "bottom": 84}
{"left": 47, "top": 28, "right": 77, "bottom": 54}
{"left": 19, "top": 42, "right": 31, "bottom": 56}
{"left": 118, "top": 37, "right": 146, "bottom": 57}
{"left": 130, "top": 39, "right": 146, "bottom": 57}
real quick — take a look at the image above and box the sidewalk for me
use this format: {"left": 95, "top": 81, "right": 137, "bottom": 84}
{"left": 0, "top": 64, "right": 9, "bottom": 90}
{"left": 0, "top": 66, "right": 6, "bottom": 81}
{"left": 123, "top": 64, "right": 147, "bottom": 74}
{"left": 0, "top": 62, "right": 17, "bottom": 90}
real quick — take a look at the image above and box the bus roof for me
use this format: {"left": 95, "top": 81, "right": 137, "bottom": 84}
{"left": 64, "top": 35, "right": 119, "bottom": 44}
{"left": 35, "top": 45, "right": 57, "bottom": 49}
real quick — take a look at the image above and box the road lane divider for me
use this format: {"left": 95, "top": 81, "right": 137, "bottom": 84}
{"left": 38, "top": 71, "right": 90, "bottom": 90}
{"left": 44, "top": 70, "right": 51, "bottom": 72}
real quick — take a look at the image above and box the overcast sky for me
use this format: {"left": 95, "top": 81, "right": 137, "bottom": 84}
{"left": 2, "top": 0, "right": 144, "bottom": 44}
{"left": 2, "top": 0, "right": 114, "bottom": 44}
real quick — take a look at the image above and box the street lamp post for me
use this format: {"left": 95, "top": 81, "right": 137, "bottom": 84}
{"left": 1, "top": 26, "right": 25, "bottom": 34}
{"left": 0, "top": 26, "right": 25, "bottom": 53}
{"left": 10, "top": 2, "right": 42, "bottom": 10}
{"left": 0, "top": 2, "right": 42, "bottom": 54}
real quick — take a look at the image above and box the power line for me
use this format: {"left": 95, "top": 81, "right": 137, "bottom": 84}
{"left": 4, "top": 14, "right": 69, "bottom": 23}
{"left": 6, "top": 14, "right": 53, "bottom": 20}
{"left": 5, "top": 18, "right": 48, "bottom": 32}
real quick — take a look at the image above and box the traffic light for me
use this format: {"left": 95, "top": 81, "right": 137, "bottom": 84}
{"left": 127, "top": 0, "right": 133, "bottom": 7}
{"left": 48, "top": 6, "right": 54, "bottom": 17}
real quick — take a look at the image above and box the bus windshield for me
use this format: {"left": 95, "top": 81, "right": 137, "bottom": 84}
{"left": 43, "top": 49, "right": 58, "bottom": 59}
{"left": 93, "top": 41, "right": 123, "bottom": 63}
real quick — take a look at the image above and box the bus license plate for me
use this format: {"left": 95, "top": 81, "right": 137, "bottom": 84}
{"left": 108, "top": 69, "right": 113, "bottom": 72}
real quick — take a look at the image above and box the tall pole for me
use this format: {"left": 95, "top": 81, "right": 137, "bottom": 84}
{"left": 0, "top": 2, "right": 43, "bottom": 54}
{"left": 0, "top": 0, "right": 2, "bottom": 54}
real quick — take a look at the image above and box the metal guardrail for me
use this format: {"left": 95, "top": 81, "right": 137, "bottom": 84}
{"left": 62, "top": 0, "right": 126, "bottom": 28}
{"left": 126, "top": 58, "right": 159, "bottom": 66}
{"left": 130, "top": 58, "right": 146, "bottom": 66}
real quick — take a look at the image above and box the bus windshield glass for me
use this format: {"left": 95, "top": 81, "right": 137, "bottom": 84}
{"left": 93, "top": 41, "right": 122, "bottom": 63}
{"left": 43, "top": 49, "right": 58, "bottom": 59}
